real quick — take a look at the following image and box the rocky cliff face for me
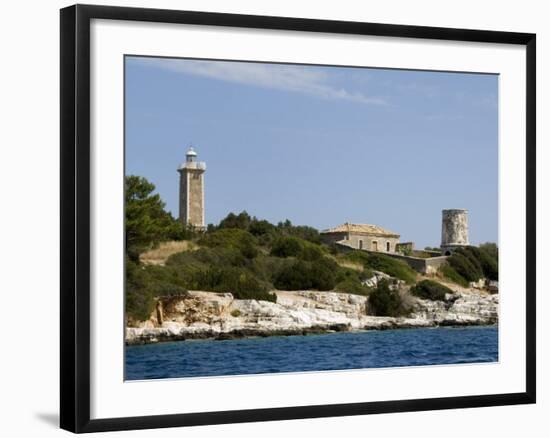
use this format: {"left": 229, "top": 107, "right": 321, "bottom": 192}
{"left": 126, "top": 287, "right": 498, "bottom": 345}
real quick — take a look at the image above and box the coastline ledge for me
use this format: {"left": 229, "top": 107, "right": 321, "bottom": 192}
{"left": 126, "top": 289, "right": 498, "bottom": 345}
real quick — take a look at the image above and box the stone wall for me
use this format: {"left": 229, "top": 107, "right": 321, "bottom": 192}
{"left": 348, "top": 233, "right": 399, "bottom": 253}
{"left": 322, "top": 232, "right": 399, "bottom": 253}
{"left": 379, "top": 251, "right": 449, "bottom": 274}
{"left": 333, "top": 242, "right": 448, "bottom": 274}
{"left": 396, "top": 242, "right": 414, "bottom": 253}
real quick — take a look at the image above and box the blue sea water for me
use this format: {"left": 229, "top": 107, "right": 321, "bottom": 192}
{"left": 125, "top": 326, "right": 498, "bottom": 380}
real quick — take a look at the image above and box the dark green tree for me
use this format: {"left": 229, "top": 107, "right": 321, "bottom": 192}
{"left": 447, "top": 250, "right": 483, "bottom": 282}
{"left": 368, "top": 279, "right": 408, "bottom": 317}
{"left": 198, "top": 228, "right": 259, "bottom": 259}
{"left": 309, "top": 257, "right": 337, "bottom": 290}
{"left": 479, "top": 242, "right": 498, "bottom": 261}
{"left": 411, "top": 279, "right": 452, "bottom": 301}
{"left": 273, "top": 260, "right": 313, "bottom": 290}
{"left": 218, "top": 211, "right": 252, "bottom": 230}
{"left": 270, "top": 236, "right": 303, "bottom": 258}
{"left": 125, "top": 175, "right": 183, "bottom": 260}
{"left": 248, "top": 218, "right": 276, "bottom": 236}
{"left": 467, "top": 246, "right": 498, "bottom": 281}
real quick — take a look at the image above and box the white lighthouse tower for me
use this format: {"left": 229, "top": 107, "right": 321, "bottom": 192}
{"left": 178, "top": 146, "right": 206, "bottom": 230}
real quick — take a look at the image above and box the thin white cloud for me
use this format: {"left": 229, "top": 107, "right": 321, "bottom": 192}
{"left": 133, "top": 58, "right": 387, "bottom": 105}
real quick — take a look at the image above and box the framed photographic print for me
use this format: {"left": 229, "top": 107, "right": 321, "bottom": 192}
{"left": 60, "top": 4, "right": 536, "bottom": 433}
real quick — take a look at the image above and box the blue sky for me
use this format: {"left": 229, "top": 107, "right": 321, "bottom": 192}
{"left": 125, "top": 56, "right": 498, "bottom": 248}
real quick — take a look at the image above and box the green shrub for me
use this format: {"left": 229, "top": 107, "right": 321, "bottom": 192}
{"left": 216, "top": 211, "right": 321, "bottom": 244}
{"left": 479, "top": 242, "right": 498, "bottom": 261}
{"left": 341, "top": 251, "right": 416, "bottom": 284}
{"left": 359, "top": 267, "right": 375, "bottom": 281}
{"left": 256, "top": 231, "right": 277, "bottom": 247}
{"left": 273, "top": 260, "right": 312, "bottom": 290}
{"left": 411, "top": 280, "right": 452, "bottom": 301}
{"left": 342, "top": 251, "right": 371, "bottom": 265}
{"left": 249, "top": 255, "right": 285, "bottom": 285}
{"left": 456, "top": 248, "right": 484, "bottom": 278}
{"left": 368, "top": 279, "right": 409, "bottom": 317}
{"left": 335, "top": 266, "right": 360, "bottom": 283}
{"left": 167, "top": 247, "right": 246, "bottom": 269}
{"left": 276, "top": 220, "right": 321, "bottom": 244}
{"left": 447, "top": 251, "right": 482, "bottom": 282}
{"left": 445, "top": 246, "right": 498, "bottom": 283}
{"left": 230, "top": 309, "right": 242, "bottom": 317}
{"left": 334, "top": 277, "right": 371, "bottom": 296}
{"left": 334, "top": 265, "right": 371, "bottom": 286}
{"left": 440, "top": 264, "right": 469, "bottom": 287}
{"left": 470, "top": 246, "right": 498, "bottom": 281}
{"left": 125, "top": 258, "right": 188, "bottom": 322}
{"left": 364, "top": 253, "right": 417, "bottom": 284}
{"left": 299, "top": 241, "right": 325, "bottom": 261}
{"left": 164, "top": 246, "right": 276, "bottom": 302}
{"left": 190, "top": 266, "right": 276, "bottom": 302}
{"left": 198, "top": 228, "right": 259, "bottom": 259}
{"left": 270, "top": 236, "right": 303, "bottom": 258}
{"left": 310, "top": 257, "right": 338, "bottom": 290}
{"left": 126, "top": 258, "right": 155, "bottom": 321}
{"left": 273, "top": 257, "right": 337, "bottom": 291}
{"left": 270, "top": 235, "right": 325, "bottom": 261}
{"left": 248, "top": 219, "right": 276, "bottom": 237}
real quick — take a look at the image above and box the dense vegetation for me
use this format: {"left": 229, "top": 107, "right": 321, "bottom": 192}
{"left": 125, "top": 175, "right": 498, "bottom": 322}
{"left": 124, "top": 176, "right": 345, "bottom": 321}
{"left": 411, "top": 279, "right": 452, "bottom": 301}
{"left": 125, "top": 176, "right": 194, "bottom": 261}
{"left": 442, "top": 246, "right": 499, "bottom": 286}
{"left": 368, "top": 279, "right": 411, "bottom": 317}
{"left": 342, "top": 251, "right": 417, "bottom": 284}
{"left": 126, "top": 257, "right": 188, "bottom": 321}
{"left": 440, "top": 264, "right": 469, "bottom": 288}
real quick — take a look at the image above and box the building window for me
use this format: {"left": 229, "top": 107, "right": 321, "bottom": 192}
{"left": 386, "top": 241, "right": 391, "bottom": 252}
{"left": 372, "top": 241, "right": 378, "bottom": 251}
{"left": 359, "top": 240, "right": 363, "bottom": 250}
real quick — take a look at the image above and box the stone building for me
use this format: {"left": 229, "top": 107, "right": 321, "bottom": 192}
{"left": 320, "top": 222, "right": 400, "bottom": 253}
{"left": 441, "top": 209, "right": 469, "bottom": 255}
{"left": 178, "top": 146, "right": 206, "bottom": 230}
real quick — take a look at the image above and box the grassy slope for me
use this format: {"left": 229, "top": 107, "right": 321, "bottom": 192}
{"left": 140, "top": 240, "right": 198, "bottom": 266}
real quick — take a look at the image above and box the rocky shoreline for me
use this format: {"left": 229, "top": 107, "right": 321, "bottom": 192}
{"left": 126, "top": 287, "right": 498, "bottom": 345}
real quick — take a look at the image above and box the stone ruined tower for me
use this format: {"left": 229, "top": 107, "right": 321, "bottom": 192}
{"left": 178, "top": 146, "right": 206, "bottom": 230}
{"left": 441, "top": 209, "right": 469, "bottom": 255}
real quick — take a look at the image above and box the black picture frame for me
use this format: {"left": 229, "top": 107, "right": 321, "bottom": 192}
{"left": 60, "top": 4, "right": 536, "bottom": 433}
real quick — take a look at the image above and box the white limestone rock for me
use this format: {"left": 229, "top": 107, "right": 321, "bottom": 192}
{"left": 125, "top": 287, "right": 498, "bottom": 345}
